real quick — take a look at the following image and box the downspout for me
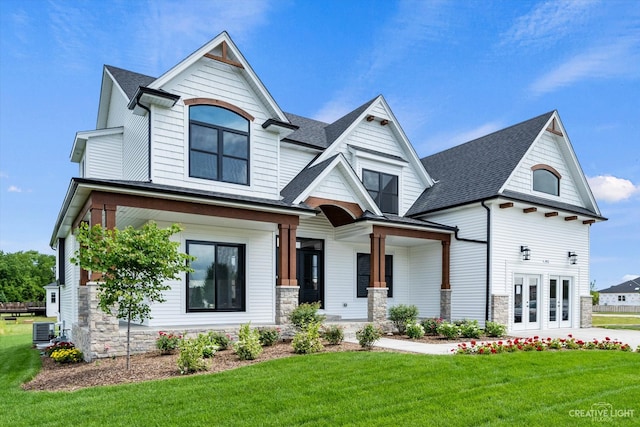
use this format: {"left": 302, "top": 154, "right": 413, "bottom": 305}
{"left": 134, "top": 96, "right": 152, "bottom": 182}
{"left": 452, "top": 200, "right": 491, "bottom": 321}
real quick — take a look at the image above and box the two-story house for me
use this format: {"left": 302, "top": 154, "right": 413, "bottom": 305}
{"left": 50, "top": 32, "right": 605, "bottom": 359}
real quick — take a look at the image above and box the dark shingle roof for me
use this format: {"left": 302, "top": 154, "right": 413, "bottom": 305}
{"left": 600, "top": 279, "right": 640, "bottom": 294}
{"left": 284, "top": 113, "right": 330, "bottom": 149}
{"left": 280, "top": 155, "right": 338, "bottom": 203}
{"left": 324, "top": 97, "right": 377, "bottom": 145}
{"left": 105, "top": 65, "right": 156, "bottom": 101}
{"left": 407, "top": 112, "right": 554, "bottom": 216}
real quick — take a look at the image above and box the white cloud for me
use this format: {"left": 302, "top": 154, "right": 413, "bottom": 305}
{"left": 622, "top": 274, "right": 640, "bottom": 282}
{"left": 7, "top": 185, "right": 22, "bottom": 193}
{"left": 587, "top": 175, "right": 639, "bottom": 203}
{"left": 529, "top": 35, "right": 640, "bottom": 95}
{"left": 138, "top": 0, "right": 271, "bottom": 74}
{"left": 502, "top": 0, "right": 598, "bottom": 47}
{"left": 0, "top": 171, "right": 8, "bottom": 179}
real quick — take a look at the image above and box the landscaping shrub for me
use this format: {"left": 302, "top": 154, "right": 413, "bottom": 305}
{"left": 156, "top": 331, "right": 182, "bottom": 352}
{"left": 258, "top": 327, "right": 281, "bottom": 346}
{"left": 292, "top": 322, "right": 323, "bottom": 354}
{"left": 356, "top": 323, "right": 383, "bottom": 350}
{"left": 321, "top": 325, "right": 345, "bottom": 345}
{"left": 289, "top": 302, "right": 325, "bottom": 330}
{"left": 405, "top": 322, "right": 425, "bottom": 339}
{"left": 388, "top": 304, "right": 418, "bottom": 334}
{"left": 454, "top": 335, "right": 636, "bottom": 355}
{"left": 177, "top": 338, "right": 209, "bottom": 374}
{"left": 208, "top": 331, "right": 233, "bottom": 350}
{"left": 420, "top": 317, "right": 443, "bottom": 335}
{"left": 437, "top": 321, "right": 461, "bottom": 339}
{"left": 234, "top": 323, "right": 263, "bottom": 360}
{"left": 484, "top": 321, "right": 507, "bottom": 337}
{"left": 458, "top": 319, "right": 482, "bottom": 339}
{"left": 195, "top": 333, "right": 219, "bottom": 358}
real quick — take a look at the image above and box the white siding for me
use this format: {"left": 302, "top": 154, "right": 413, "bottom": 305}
{"left": 60, "top": 232, "right": 78, "bottom": 338}
{"left": 279, "top": 145, "right": 316, "bottom": 190}
{"left": 408, "top": 242, "right": 442, "bottom": 318}
{"left": 491, "top": 201, "right": 590, "bottom": 329}
{"left": 106, "top": 89, "right": 128, "bottom": 128}
{"left": 150, "top": 59, "right": 280, "bottom": 200}
{"left": 148, "top": 221, "right": 277, "bottom": 326}
{"left": 123, "top": 113, "right": 149, "bottom": 181}
{"left": 422, "top": 205, "right": 489, "bottom": 323}
{"left": 307, "top": 168, "right": 362, "bottom": 203}
{"left": 84, "top": 133, "right": 123, "bottom": 179}
{"left": 505, "top": 132, "right": 585, "bottom": 207}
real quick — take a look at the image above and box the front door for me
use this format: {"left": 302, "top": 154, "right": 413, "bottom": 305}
{"left": 296, "top": 239, "right": 324, "bottom": 307}
{"left": 549, "top": 276, "right": 572, "bottom": 328}
{"left": 513, "top": 275, "right": 539, "bottom": 330}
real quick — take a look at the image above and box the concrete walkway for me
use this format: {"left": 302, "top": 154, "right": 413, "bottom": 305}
{"left": 347, "top": 327, "right": 640, "bottom": 355}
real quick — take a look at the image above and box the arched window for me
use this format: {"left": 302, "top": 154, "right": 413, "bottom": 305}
{"left": 532, "top": 165, "right": 560, "bottom": 196}
{"left": 189, "top": 105, "right": 249, "bottom": 185}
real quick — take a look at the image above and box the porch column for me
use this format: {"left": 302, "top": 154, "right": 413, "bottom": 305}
{"left": 276, "top": 224, "right": 299, "bottom": 324}
{"left": 368, "top": 232, "right": 388, "bottom": 323}
{"left": 440, "top": 238, "right": 452, "bottom": 321}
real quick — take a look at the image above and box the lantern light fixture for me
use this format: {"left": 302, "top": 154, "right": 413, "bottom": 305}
{"left": 568, "top": 251, "right": 578, "bottom": 265}
{"left": 520, "top": 246, "right": 531, "bottom": 261}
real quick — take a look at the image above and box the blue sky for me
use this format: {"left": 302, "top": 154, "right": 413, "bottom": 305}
{"left": 0, "top": 0, "right": 638, "bottom": 290}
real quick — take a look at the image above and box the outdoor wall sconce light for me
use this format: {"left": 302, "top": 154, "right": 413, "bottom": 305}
{"left": 520, "top": 246, "right": 531, "bottom": 261}
{"left": 568, "top": 251, "right": 578, "bottom": 265}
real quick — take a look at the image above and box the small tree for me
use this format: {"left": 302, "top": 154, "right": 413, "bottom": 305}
{"left": 590, "top": 280, "right": 599, "bottom": 306}
{"left": 72, "top": 222, "right": 194, "bottom": 369}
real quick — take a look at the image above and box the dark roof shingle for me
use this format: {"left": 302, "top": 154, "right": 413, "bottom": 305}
{"left": 105, "top": 65, "right": 156, "bottom": 101}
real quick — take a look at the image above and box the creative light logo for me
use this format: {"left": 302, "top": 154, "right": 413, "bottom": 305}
{"left": 569, "top": 402, "right": 634, "bottom": 422}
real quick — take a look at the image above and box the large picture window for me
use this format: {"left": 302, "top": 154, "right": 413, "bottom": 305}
{"left": 187, "top": 241, "right": 245, "bottom": 312}
{"left": 363, "top": 169, "right": 398, "bottom": 214}
{"left": 532, "top": 166, "right": 560, "bottom": 196}
{"left": 189, "top": 105, "right": 249, "bottom": 185}
{"left": 356, "top": 253, "right": 393, "bottom": 298}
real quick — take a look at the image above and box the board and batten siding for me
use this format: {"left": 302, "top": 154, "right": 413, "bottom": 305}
{"left": 84, "top": 133, "right": 123, "bottom": 179}
{"left": 149, "top": 58, "right": 280, "bottom": 200}
{"left": 148, "top": 221, "right": 277, "bottom": 327}
{"left": 505, "top": 132, "right": 585, "bottom": 208}
{"left": 279, "top": 145, "right": 316, "bottom": 191}
{"left": 491, "top": 202, "right": 590, "bottom": 328}
{"left": 123, "top": 113, "right": 149, "bottom": 181}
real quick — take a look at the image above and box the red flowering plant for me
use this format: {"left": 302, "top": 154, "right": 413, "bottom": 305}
{"left": 156, "top": 331, "right": 182, "bottom": 352}
{"left": 454, "top": 335, "right": 637, "bottom": 355}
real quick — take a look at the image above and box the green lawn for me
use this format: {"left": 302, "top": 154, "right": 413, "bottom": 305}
{"left": 2, "top": 327, "right": 639, "bottom": 426}
{"left": 593, "top": 314, "right": 640, "bottom": 331}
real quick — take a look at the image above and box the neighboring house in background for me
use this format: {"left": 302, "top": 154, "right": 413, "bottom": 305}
{"left": 49, "top": 32, "right": 605, "bottom": 360}
{"left": 599, "top": 279, "right": 640, "bottom": 306}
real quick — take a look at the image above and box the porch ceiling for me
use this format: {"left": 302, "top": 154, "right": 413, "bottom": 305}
{"left": 334, "top": 222, "right": 447, "bottom": 247}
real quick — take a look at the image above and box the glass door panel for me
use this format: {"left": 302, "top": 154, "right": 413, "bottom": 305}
{"left": 528, "top": 277, "right": 538, "bottom": 324}
{"left": 549, "top": 278, "right": 557, "bottom": 322}
{"left": 561, "top": 278, "right": 571, "bottom": 326}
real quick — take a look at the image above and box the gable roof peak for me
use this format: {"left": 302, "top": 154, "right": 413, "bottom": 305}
{"left": 324, "top": 96, "right": 381, "bottom": 145}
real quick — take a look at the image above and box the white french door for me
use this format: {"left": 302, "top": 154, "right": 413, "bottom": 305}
{"left": 549, "top": 276, "right": 572, "bottom": 328}
{"left": 513, "top": 275, "right": 540, "bottom": 330}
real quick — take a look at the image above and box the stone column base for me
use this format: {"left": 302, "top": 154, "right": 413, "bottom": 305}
{"left": 440, "top": 289, "right": 452, "bottom": 322}
{"left": 275, "top": 286, "right": 299, "bottom": 324}
{"left": 491, "top": 294, "right": 509, "bottom": 326}
{"left": 580, "top": 295, "right": 593, "bottom": 328}
{"left": 367, "top": 287, "right": 388, "bottom": 323}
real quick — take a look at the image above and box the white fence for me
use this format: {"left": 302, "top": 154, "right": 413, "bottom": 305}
{"left": 593, "top": 305, "right": 640, "bottom": 313}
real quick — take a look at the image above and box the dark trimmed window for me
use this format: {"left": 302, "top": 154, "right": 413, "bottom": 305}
{"left": 186, "top": 241, "right": 245, "bottom": 312}
{"left": 363, "top": 169, "right": 398, "bottom": 214}
{"left": 532, "top": 167, "right": 559, "bottom": 196}
{"left": 356, "top": 253, "right": 393, "bottom": 298}
{"left": 189, "top": 105, "right": 249, "bottom": 185}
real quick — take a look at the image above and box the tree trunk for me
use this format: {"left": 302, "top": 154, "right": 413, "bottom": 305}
{"left": 126, "top": 307, "right": 131, "bottom": 370}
